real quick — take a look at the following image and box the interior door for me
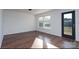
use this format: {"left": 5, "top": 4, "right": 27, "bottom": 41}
{"left": 62, "top": 11, "right": 75, "bottom": 40}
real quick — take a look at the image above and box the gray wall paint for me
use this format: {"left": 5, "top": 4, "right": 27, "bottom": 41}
{"left": 35, "top": 10, "right": 62, "bottom": 36}
{"left": 3, "top": 10, "right": 36, "bottom": 35}
{"left": 35, "top": 9, "right": 79, "bottom": 41}
{"left": 75, "top": 10, "right": 79, "bottom": 41}
{"left": 0, "top": 10, "right": 3, "bottom": 48}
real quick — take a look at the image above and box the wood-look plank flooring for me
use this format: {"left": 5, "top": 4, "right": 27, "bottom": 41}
{"left": 1, "top": 31, "right": 79, "bottom": 48}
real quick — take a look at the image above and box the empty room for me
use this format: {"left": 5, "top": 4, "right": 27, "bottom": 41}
{"left": 0, "top": 9, "right": 79, "bottom": 49}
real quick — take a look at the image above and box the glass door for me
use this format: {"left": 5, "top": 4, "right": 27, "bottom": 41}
{"left": 62, "top": 11, "right": 75, "bottom": 40}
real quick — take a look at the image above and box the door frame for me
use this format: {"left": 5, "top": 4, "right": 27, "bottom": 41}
{"left": 62, "top": 11, "right": 75, "bottom": 40}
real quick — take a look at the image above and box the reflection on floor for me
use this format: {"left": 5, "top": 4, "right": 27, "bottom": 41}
{"left": 45, "top": 41, "right": 58, "bottom": 48}
{"left": 31, "top": 38, "right": 43, "bottom": 48}
{"left": 31, "top": 37, "right": 58, "bottom": 48}
{"left": 1, "top": 31, "right": 79, "bottom": 48}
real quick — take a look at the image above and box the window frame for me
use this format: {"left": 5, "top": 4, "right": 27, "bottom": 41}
{"left": 38, "top": 16, "right": 51, "bottom": 29}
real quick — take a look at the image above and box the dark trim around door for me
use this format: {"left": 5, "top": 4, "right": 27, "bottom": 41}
{"left": 62, "top": 11, "right": 75, "bottom": 40}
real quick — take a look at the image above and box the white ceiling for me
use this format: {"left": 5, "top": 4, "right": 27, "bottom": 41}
{"left": 5, "top": 9, "right": 52, "bottom": 15}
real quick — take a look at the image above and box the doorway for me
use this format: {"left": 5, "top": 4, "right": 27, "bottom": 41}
{"left": 62, "top": 11, "right": 75, "bottom": 40}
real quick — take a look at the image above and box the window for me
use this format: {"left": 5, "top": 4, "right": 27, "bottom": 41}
{"left": 38, "top": 17, "right": 43, "bottom": 28}
{"left": 38, "top": 16, "right": 51, "bottom": 29}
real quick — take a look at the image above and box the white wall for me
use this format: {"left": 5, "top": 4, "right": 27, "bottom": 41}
{"left": 35, "top": 10, "right": 62, "bottom": 36}
{"left": 3, "top": 10, "right": 36, "bottom": 35}
{"left": 0, "top": 10, "right": 3, "bottom": 48}
{"left": 35, "top": 9, "right": 79, "bottom": 41}
{"left": 75, "top": 10, "right": 79, "bottom": 41}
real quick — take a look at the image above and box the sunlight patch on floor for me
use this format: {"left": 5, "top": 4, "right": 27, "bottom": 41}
{"left": 44, "top": 37, "right": 58, "bottom": 48}
{"left": 46, "top": 43, "right": 58, "bottom": 48}
{"left": 31, "top": 38, "right": 43, "bottom": 48}
{"left": 31, "top": 37, "right": 58, "bottom": 48}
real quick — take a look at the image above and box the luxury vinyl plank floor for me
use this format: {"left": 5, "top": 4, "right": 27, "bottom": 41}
{"left": 1, "top": 31, "right": 79, "bottom": 49}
